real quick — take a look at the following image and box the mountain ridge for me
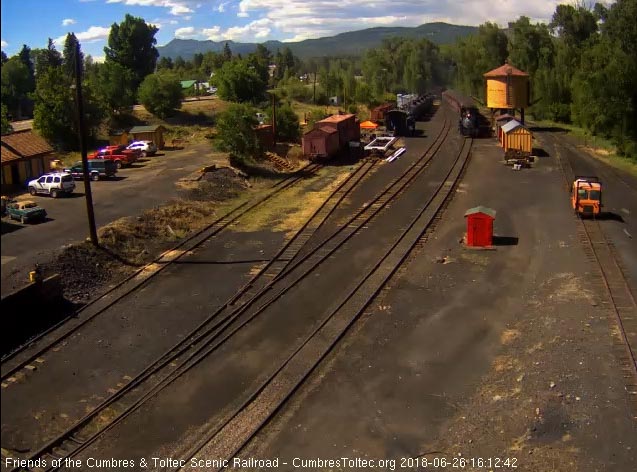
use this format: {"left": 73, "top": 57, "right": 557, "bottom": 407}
{"left": 157, "top": 22, "right": 478, "bottom": 59}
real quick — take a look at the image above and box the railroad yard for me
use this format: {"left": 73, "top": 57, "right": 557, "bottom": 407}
{"left": 2, "top": 100, "right": 637, "bottom": 472}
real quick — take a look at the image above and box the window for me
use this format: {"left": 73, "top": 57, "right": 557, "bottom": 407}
{"left": 589, "top": 190, "right": 601, "bottom": 201}
{"left": 38, "top": 177, "right": 46, "bottom": 183}
{"left": 62, "top": 175, "right": 73, "bottom": 182}
{"left": 54, "top": 177, "right": 60, "bottom": 183}
{"left": 45, "top": 176, "right": 53, "bottom": 183}
{"left": 577, "top": 189, "right": 586, "bottom": 198}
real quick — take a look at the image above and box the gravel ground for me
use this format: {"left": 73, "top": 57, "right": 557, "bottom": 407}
{"left": 239, "top": 136, "right": 637, "bottom": 471}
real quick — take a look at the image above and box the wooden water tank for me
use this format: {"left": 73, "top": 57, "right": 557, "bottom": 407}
{"left": 483, "top": 63, "right": 529, "bottom": 109}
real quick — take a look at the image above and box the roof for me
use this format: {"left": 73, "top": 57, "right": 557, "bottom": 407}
{"left": 464, "top": 206, "right": 496, "bottom": 218}
{"left": 359, "top": 120, "right": 378, "bottom": 129}
{"left": 501, "top": 119, "right": 530, "bottom": 134}
{"left": 484, "top": 64, "right": 529, "bottom": 77}
{"left": 574, "top": 179, "right": 601, "bottom": 189}
{"left": 180, "top": 80, "right": 197, "bottom": 89}
{"left": 495, "top": 114, "right": 516, "bottom": 121}
{"left": 1, "top": 130, "right": 53, "bottom": 164}
{"left": 304, "top": 126, "right": 338, "bottom": 137}
{"left": 1, "top": 144, "right": 21, "bottom": 164}
{"left": 129, "top": 125, "right": 165, "bottom": 133}
{"left": 318, "top": 114, "right": 355, "bottom": 124}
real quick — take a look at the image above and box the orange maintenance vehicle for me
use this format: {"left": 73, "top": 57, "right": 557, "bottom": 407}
{"left": 571, "top": 176, "right": 602, "bottom": 217}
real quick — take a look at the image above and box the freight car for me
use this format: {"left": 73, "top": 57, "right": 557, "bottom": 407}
{"left": 385, "top": 94, "right": 434, "bottom": 136}
{"left": 442, "top": 90, "right": 482, "bottom": 138}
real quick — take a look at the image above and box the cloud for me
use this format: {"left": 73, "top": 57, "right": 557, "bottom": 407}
{"left": 232, "top": 0, "right": 564, "bottom": 41}
{"left": 1, "top": 40, "right": 7, "bottom": 48}
{"left": 175, "top": 26, "right": 198, "bottom": 38}
{"left": 62, "top": 18, "right": 77, "bottom": 26}
{"left": 106, "top": 0, "right": 197, "bottom": 16}
{"left": 54, "top": 26, "right": 111, "bottom": 47}
{"left": 198, "top": 18, "right": 273, "bottom": 42}
{"left": 202, "top": 26, "right": 222, "bottom": 40}
{"left": 157, "top": 0, "right": 566, "bottom": 43}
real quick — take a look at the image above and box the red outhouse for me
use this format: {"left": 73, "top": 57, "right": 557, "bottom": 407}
{"left": 464, "top": 206, "right": 496, "bottom": 247}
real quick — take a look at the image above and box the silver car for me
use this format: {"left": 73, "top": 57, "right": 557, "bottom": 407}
{"left": 126, "top": 140, "right": 158, "bottom": 157}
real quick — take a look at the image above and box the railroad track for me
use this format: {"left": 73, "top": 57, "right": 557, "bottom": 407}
{"left": 1, "top": 162, "right": 322, "bottom": 380}
{"left": 175, "top": 127, "right": 473, "bottom": 470}
{"left": 1, "top": 159, "right": 373, "bottom": 470}
{"left": 5, "top": 115, "right": 454, "bottom": 472}
{"left": 553, "top": 139, "right": 637, "bottom": 417}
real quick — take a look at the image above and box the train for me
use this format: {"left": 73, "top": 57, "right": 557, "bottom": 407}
{"left": 442, "top": 89, "right": 483, "bottom": 138}
{"left": 385, "top": 93, "right": 435, "bottom": 136}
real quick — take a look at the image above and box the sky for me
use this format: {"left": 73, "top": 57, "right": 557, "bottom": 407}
{"left": 0, "top": 0, "right": 583, "bottom": 60}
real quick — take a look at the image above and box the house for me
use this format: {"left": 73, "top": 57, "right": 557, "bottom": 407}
{"left": 1, "top": 130, "right": 55, "bottom": 191}
{"left": 128, "top": 125, "right": 166, "bottom": 150}
{"left": 180, "top": 80, "right": 198, "bottom": 93}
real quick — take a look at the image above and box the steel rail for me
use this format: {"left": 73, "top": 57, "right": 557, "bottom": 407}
{"left": 20, "top": 117, "right": 452, "bottom": 472}
{"left": 178, "top": 129, "right": 473, "bottom": 470}
{"left": 8, "top": 160, "right": 375, "bottom": 472}
{"left": 1, "top": 163, "right": 321, "bottom": 380}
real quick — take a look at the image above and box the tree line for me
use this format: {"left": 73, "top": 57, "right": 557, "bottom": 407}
{"left": 446, "top": 0, "right": 636, "bottom": 159}
{"left": 2, "top": 1, "right": 635, "bottom": 159}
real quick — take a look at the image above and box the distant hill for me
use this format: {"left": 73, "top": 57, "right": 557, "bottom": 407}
{"left": 157, "top": 22, "right": 478, "bottom": 59}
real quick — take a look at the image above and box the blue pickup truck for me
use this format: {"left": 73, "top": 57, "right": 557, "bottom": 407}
{"left": 5, "top": 200, "right": 47, "bottom": 224}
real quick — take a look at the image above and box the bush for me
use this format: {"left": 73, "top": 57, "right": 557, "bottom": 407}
{"left": 275, "top": 104, "right": 300, "bottom": 142}
{"left": 138, "top": 74, "right": 183, "bottom": 119}
{"left": 215, "top": 103, "right": 261, "bottom": 160}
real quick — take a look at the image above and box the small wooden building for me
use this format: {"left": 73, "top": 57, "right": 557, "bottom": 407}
{"left": 465, "top": 206, "right": 496, "bottom": 247}
{"left": 255, "top": 124, "right": 275, "bottom": 150}
{"left": 370, "top": 103, "right": 394, "bottom": 122}
{"left": 129, "top": 125, "right": 166, "bottom": 150}
{"left": 500, "top": 119, "right": 532, "bottom": 153}
{"left": 494, "top": 114, "right": 516, "bottom": 141}
{"left": 316, "top": 114, "right": 360, "bottom": 148}
{"left": 1, "top": 130, "right": 55, "bottom": 191}
{"left": 109, "top": 130, "right": 129, "bottom": 146}
{"left": 302, "top": 126, "right": 339, "bottom": 159}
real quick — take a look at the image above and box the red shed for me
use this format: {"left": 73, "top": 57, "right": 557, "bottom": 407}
{"left": 464, "top": 206, "right": 496, "bottom": 247}
{"left": 302, "top": 126, "right": 339, "bottom": 159}
{"left": 316, "top": 114, "right": 360, "bottom": 148}
{"left": 255, "top": 124, "right": 274, "bottom": 149}
{"left": 371, "top": 103, "right": 394, "bottom": 122}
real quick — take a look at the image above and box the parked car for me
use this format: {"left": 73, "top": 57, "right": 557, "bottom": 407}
{"left": 126, "top": 140, "right": 158, "bottom": 157}
{"left": 6, "top": 200, "right": 47, "bottom": 224}
{"left": 27, "top": 173, "right": 75, "bottom": 198}
{"left": 89, "top": 146, "right": 138, "bottom": 168}
{"left": 65, "top": 159, "right": 118, "bottom": 181}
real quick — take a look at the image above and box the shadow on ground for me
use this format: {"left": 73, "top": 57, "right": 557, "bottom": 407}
{"left": 493, "top": 235, "right": 519, "bottom": 246}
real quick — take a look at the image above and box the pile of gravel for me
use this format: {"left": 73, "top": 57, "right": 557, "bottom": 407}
{"left": 187, "top": 166, "right": 250, "bottom": 201}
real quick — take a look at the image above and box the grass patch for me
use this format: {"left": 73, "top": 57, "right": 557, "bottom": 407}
{"left": 55, "top": 151, "right": 83, "bottom": 167}
{"left": 229, "top": 166, "right": 353, "bottom": 235}
{"left": 530, "top": 118, "right": 637, "bottom": 177}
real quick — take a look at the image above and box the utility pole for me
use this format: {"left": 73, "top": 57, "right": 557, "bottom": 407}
{"left": 271, "top": 92, "right": 277, "bottom": 147}
{"left": 74, "top": 40, "right": 98, "bottom": 246}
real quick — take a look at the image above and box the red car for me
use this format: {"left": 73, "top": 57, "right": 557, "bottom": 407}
{"left": 89, "top": 145, "right": 139, "bottom": 168}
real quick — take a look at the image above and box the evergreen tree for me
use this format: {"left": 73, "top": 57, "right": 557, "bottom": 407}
{"left": 63, "top": 33, "right": 82, "bottom": 78}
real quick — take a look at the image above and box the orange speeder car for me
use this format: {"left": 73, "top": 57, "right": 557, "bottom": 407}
{"left": 571, "top": 176, "right": 602, "bottom": 217}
